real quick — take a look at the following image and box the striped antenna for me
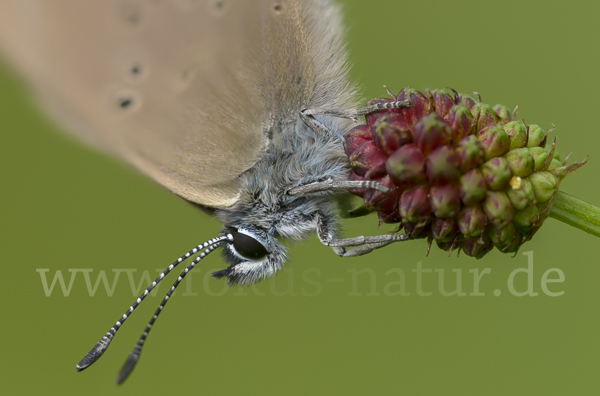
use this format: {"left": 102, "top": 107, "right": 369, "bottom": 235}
{"left": 75, "top": 235, "right": 232, "bottom": 374}
{"left": 115, "top": 241, "right": 223, "bottom": 384}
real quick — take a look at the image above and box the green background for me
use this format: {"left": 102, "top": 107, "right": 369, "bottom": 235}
{"left": 1, "top": 0, "right": 599, "bottom": 394}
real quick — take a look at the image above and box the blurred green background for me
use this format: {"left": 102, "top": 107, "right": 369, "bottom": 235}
{"left": 1, "top": 0, "right": 599, "bottom": 395}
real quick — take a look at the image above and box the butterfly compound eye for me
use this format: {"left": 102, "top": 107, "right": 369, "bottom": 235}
{"left": 232, "top": 231, "right": 268, "bottom": 260}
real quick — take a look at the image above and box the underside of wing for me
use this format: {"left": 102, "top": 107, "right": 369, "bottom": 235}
{"left": 0, "top": 0, "right": 270, "bottom": 207}
{"left": 0, "top": 0, "right": 356, "bottom": 207}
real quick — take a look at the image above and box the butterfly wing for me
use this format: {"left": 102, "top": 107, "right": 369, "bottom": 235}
{"left": 0, "top": 0, "right": 271, "bottom": 207}
{"left": 0, "top": 0, "right": 356, "bottom": 207}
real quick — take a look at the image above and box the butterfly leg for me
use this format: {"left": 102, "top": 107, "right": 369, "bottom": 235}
{"left": 316, "top": 212, "right": 408, "bottom": 257}
{"left": 302, "top": 100, "right": 410, "bottom": 122}
{"left": 287, "top": 179, "right": 388, "bottom": 196}
{"left": 288, "top": 179, "right": 385, "bottom": 218}
{"left": 299, "top": 99, "right": 410, "bottom": 139}
{"left": 299, "top": 110, "right": 333, "bottom": 137}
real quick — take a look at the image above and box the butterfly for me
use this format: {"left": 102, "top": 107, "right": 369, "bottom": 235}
{"left": 0, "top": 0, "right": 408, "bottom": 382}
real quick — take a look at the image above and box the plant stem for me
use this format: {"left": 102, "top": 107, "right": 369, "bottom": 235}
{"left": 550, "top": 191, "right": 600, "bottom": 238}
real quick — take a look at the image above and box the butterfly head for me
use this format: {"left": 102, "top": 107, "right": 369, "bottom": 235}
{"left": 212, "top": 225, "right": 287, "bottom": 285}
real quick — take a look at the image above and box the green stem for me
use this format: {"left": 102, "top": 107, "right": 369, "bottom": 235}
{"left": 550, "top": 191, "right": 600, "bottom": 238}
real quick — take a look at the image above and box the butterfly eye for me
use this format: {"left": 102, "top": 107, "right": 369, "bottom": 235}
{"left": 232, "top": 231, "right": 268, "bottom": 260}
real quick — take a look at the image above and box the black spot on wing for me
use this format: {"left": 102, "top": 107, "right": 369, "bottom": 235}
{"left": 130, "top": 64, "right": 142, "bottom": 78}
{"left": 113, "top": 90, "right": 141, "bottom": 112}
{"left": 119, "top": 97, "right": 133, "bottom": 109}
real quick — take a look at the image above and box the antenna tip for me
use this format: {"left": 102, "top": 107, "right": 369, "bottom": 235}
{"left": 115, "top": 352, "right": 140, "bottom": 385}
{"left": 75, "top": 334, "right": 114, "bottom": 372}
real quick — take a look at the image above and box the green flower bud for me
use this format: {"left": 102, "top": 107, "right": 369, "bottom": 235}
{"left": 548, "top": 158, "right": 563, "bottom": 171}
{"left": 488, "top": 222, "right": 520, "bottom": 252}
{"left": 481, "top": 157, "right": 513, "bottom": 191}
{"left": 477, "top": 126, "right": 510, "bottom": 161}
{"left": 425, "top": 145, "right": 461, "bottom": 184}
{"left": 526, "top": 124, "right": 546, "bottom": 148}
{"left": 459, "top": 169, "right": 487, "bottom": 206}
{"left": 459, "top": 94, "right": 478, "bottom": 110}
{"left": 432, "top": 218, "right": 459, "bottom": 243}
{"left": 506, "top": 177, "right": 536, "bottom": 211}
{"left": 513, "top": 205, "right": 540, "bottom": 231}
{"left": 445, "top": 104, "right": 475, "bottom": 142}
{"left": 462, "top": 235, "right": 493, "bottom": 258}
{"left": 430, "top": 184, "right": 461, "bottom": 218}
{"left": 455, "top": 135, "right": 485, "bottom": 172}
{"left": 493, "top": 104, "right": 512, "bottom": 123}
{"left": 399, "top": 185, "right": 431, "bottom": 223}
{"left": 386, "top": 144, "right": 426, "bottom": 187}
{"left": 471, "top": 103, "right": 500, "bottom": 132}
{"left": 458, "top": 205, "right": 487, "bottom": 237}
{"left": 483, "top": 191, "right": 514, "bottom": 228}
{"left": 529, "top": 146, "right": 550, "bottom": 171}
{"left": 503, "top": 121, "right": 528, "bottom": 149}
{"left": 529, "top": 171, "right": 558, "bottom": 203}
{"left": 504, "top": 148, "right": 534, "bottom": 177}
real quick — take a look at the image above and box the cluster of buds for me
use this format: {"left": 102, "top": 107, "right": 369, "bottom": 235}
{"left": 345, "top": 87, "right": 586, "bottom": 257}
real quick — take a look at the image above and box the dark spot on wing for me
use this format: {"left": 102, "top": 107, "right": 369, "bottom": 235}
{"left": 113, "top": 91, "right": 141, "bottom": 112}
{"left": 124, "top": 62, "right": 145, "bottom": 82}
{"left": 122, "top": 59, "right": 147, "bottom": 83}
{"left": 119, "top": 97, "right": 134, "bottom": 109}
{"left": 207, "top": 0, "right": 229, "bottom": 17}
{"left": 121, "top": 4, "right": 142, "bottom": 25}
